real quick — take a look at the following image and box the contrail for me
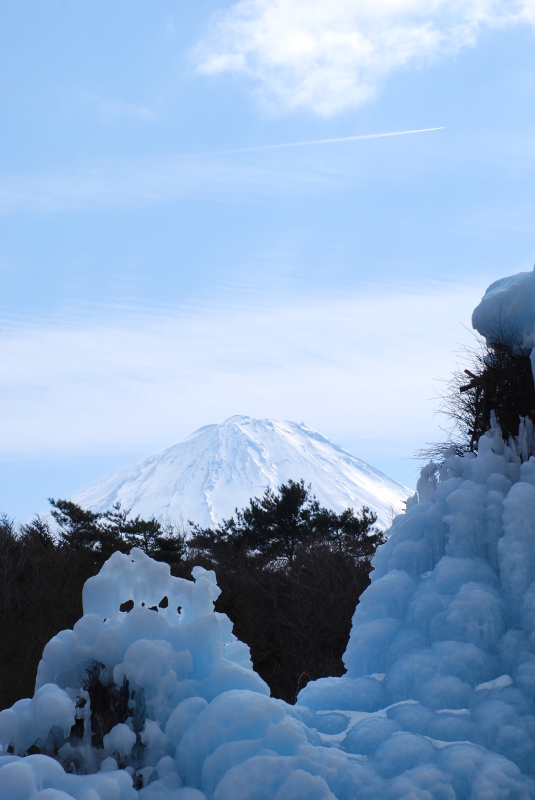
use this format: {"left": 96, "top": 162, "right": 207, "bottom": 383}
{"left": 214, "top": 127, "right": 445, "bottom": 155}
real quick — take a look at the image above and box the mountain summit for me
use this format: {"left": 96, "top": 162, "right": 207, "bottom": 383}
{"left": 71, "top": 416, "right": 409, "bottom": 529}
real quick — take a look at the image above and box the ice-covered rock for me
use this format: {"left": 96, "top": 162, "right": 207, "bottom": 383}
{"left": 472, "top": 267, "right": 535, "bottom": 351}
{"left": 472, "top": 266, "right": 535, "bottom": 390}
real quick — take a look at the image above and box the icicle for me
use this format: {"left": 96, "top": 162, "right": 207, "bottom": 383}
{"left": 416, "top": 462, "right": 438, "bottom": 504}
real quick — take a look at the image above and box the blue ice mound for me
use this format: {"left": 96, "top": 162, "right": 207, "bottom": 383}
{"left": 298, "top": 421, "right": 535, "bottom": 796}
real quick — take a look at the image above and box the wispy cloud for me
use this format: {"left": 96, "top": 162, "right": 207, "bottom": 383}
{"left": 0, "top": 126, "right": 438, "bottom": 214}
{"left": 0, "top": 154, "right": 299, "bottom": 214}
{"left": 0, "top": 283, "right": 481, "bottom": 464}
{"left": 75, "top": 89, "right": 156, "bottom": 121}
{"left": 166, "top": 16, "right": 175, "bottom": 36}
{"left": 195, "top": 0, "right": 535, "bottom": 115}
{"left": 97, "top": 98, "right": 156, "bottom": 120}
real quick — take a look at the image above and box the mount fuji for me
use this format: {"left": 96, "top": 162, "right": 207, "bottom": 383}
{"left": 71, "top": 416, "right": 410, "bottom": 530}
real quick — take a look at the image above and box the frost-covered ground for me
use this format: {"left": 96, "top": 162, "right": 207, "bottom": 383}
{"left": 2, "top": 269, "right": 535, "bottom": 799}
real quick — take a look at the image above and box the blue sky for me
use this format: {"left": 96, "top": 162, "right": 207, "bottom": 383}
{"left": 2, "top": 0, "right": 535, "bottom": 520}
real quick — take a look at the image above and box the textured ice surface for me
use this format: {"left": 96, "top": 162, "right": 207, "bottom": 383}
{"left": 298, "top": 422, "right": 535, "bottom": 794}
{"left": 472, "top": 267, "right": 535, "bottom": 350}
{"left": 69, "top": 416, "right": 409, "bottom": 530}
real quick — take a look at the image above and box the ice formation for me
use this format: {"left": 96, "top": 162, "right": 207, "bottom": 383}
{"left": 472, "top": 268, "right": 535, "bottom": 354}
{"left": 2, "top": 270, "right": 535, "bottom": 798}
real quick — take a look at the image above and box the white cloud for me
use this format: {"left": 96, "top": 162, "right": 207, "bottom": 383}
{"left": 0, "top": 283, "right": 480, "bottom": 469}
{"left": 195, "top": 0, "right": 535, "bottom": 115}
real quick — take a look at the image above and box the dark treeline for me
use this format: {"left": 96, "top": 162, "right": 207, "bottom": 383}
{"left": 0, "top": 480, "right": 384, "bottom": 709}
{"left": 188, "top": 480, "right": 384, "bottom": 702}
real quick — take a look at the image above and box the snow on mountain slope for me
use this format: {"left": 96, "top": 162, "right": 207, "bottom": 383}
{"left": 71, "top": 416, "right": 409, "bottom": 530}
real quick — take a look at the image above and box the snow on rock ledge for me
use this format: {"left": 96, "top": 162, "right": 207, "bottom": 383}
{"left": 472, "top": 268, "right": 535, "bottom": 350}
{"left": 472, "top": 267, "right": 535, "bottom": 390}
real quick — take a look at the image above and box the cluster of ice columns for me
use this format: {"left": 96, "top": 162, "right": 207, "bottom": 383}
{"left": 2, "top": 268, "right": 535, "bottom": 798}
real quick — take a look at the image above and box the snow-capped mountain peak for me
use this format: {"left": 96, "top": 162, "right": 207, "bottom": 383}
{"left": 71, "top": 416, "right": 410, "bottom": 529}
